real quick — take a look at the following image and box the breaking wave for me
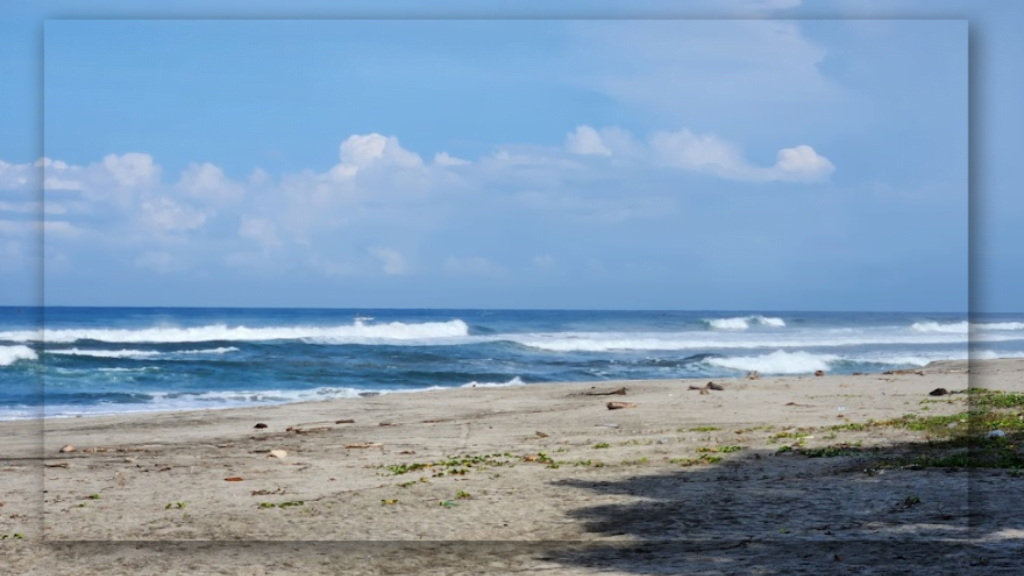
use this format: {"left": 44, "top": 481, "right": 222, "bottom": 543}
{"left": 0, "top": 345, "right": 37, "bottom": 366}
{"left": 704, "top": 315, "right": 786, "bottom": 330}
{"left": 706, "top": 350, "right": 837, "bottom": 374}
{"left": 0, "top": 320, "right": 470, "bottom": 344}
{"left": 911, "top": 321, "right": 1024, "bottom": 333}
{"left": 47, "top": 347, "right": 239, "bottom": 359}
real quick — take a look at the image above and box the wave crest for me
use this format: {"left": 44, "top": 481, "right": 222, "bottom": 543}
{"left": 0, "top": 345, "right": 37, "bottom": 366}
{"left": 705, "top": 350, "right": 836, "bottom": 374}
{"left": 705, "top": 315, "right": 786, "bottom": 330}
{"left": 1, "top": 320, "right": 469, "bottom": 344}
{"left": 47, "top": 347, "right": 239, "bottom": 359}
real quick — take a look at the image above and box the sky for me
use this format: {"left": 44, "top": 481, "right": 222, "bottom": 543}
{"left": 0, "top": 1, "right": 1018, "bottom": 312}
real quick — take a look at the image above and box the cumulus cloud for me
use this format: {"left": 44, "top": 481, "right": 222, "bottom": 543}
{"left": 566, "top": 125, "right": 612, "bottom": 156}
{"left": 180, "top": 162, "right": 244, "bottom": 203}
{"left": 0, "top": 159, "right": 35, "bottom": 189}
{"left": 649, "top": 128, "right": 834, "bottom": 182}
{"left": 140, "top": 197, "right": 207, "bottom": 233}
{"left": 330, "top": 133, "right": 423, "bottom": 180}
{"left": 2, "top": 125, "right": 834, "bottom": 285}
{"left": 434, "top": 152, "right": 470, "bottom": 166}
{"left": 103, "top": 153, "right": 159, "bottom": 188}
{"left": 239, "top": 217, "right": 281, "bottom": 249}
{"left": 649, "top": 129, "right": 747, "bottom": 175}
{"left": 771, "top": 145, "right": 835, "bottom": 181}
{"left": 370, "top": 248, "right": 408, "bottom": 275}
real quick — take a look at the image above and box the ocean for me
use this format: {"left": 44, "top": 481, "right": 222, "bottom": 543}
{"left": 1, "top": 307, "right": 1022, "bottom": 420}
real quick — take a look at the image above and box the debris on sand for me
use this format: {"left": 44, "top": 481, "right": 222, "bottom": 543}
{"left": 929, "top": 388, "right": 949, "bottom": 396}
{"left": 254, "top": 423, "right": 268, "bottom": 429}
{"left": 268, "top": 450, "right": 288, "bottom": 459}
{"left": 606, "top": 401, "right": 638, "bottom": 410}
{"left": 59, "top": 444, "right": 75, "bottom": 453}
{"left": 578, "top": 387, "right": 628, "bottom": 396}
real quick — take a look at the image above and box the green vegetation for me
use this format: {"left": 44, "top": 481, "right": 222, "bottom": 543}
{"left": 669, "top": 455, "right": 723, "bottom": 467}
{"left": 258, "top": 500, "right": 305, "bottom": 509}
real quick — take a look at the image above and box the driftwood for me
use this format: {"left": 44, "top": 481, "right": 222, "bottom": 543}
{"left": 606, "top": 401, "right": 638, "bottom": 410}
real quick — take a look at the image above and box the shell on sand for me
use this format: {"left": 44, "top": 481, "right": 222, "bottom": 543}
{"left": 268, "top": 449, "right": 287, "bottom": 459}
{"left": 59, "top": 444, "right": 75, "bottom": 453}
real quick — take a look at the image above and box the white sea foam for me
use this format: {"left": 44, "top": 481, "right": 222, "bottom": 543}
{"left": 705, "top": 315, "right": 786, "bottom": 330}
{"left": 911, "top": 321, "right": 1024, "bottom": 333}
{"left": 0, "top": 345, "right": 37, "bottom": 366}
{"left": 974, "top": 322, "right": 1024, "bottom": 331}
{"left": 47, "top": 346, "right": 239, "bottom": 359}
{"left": 461, "top": 376, "right": 526, "bottom": 388}
{"left": 512, "top": 328, "right": 977, "bottom": 352}
{"left": 706, "top": 350, "right": 838, "bottom": 374}
{"left": 911, "top": 321, "right": 968, "bottom": 333}
{"left": 0, "top": 320, "right": 469, "bottom": 344}
{"left": 48, "top": 348, "right": 162, "bottom": 359}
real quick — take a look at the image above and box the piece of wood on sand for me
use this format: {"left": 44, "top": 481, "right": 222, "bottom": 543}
{"left": 606, "top": 401, "right": 638, "bottom": 410}
{"left": 579, "top": 386, "right": 628, "bottom": 396}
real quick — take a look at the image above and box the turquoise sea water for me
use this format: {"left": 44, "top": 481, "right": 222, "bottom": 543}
{"left": 1, "top": 307, "right": 1021, "bottom": 419}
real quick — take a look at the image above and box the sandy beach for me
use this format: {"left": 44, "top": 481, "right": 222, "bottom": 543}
{"left": 2, "top": 359, "right": 1023, "bottom": 574}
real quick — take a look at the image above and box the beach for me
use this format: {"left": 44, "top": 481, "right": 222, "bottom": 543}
{"left": 2, "top": 359, "right": 1022, "bottom": 574}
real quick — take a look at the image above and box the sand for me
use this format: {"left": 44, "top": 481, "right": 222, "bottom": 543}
{"left": 1, "top": 359, "right": 1023, "bottom": 574}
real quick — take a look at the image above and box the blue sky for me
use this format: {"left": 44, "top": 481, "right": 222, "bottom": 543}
{"left": 0, "top": 1, "right": 1017, "bottom": 312}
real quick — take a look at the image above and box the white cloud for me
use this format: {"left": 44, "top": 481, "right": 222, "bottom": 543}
{"left": 248, "top": 168, "right": 270, "bottom": 186}
{"left": 650, "top": 129, "right": 747, "bottom": 175}
{"left": 140, "top": 197, "right": 207, "bottom": 233}
{"left": 434, "top": 152, "right": 470, "bottom": 166}
{"left": 239, "top": 217, "right": 281, "bottom": 249}
{"left": 771, "top": 145, "right": 836, "bottom": 181}
{"left": 330, "top": 133, "right": 423, "bottom": 180}
{"left": 0, "top": 219, "right": 82, "bottom": 237}
{"left": 0, "top": 159, "right": 35, "bottom": 189}
{"left": 566, "top": 125, "right": 612, "bottom": 156}
{"left": 370, "top": 247, "right": 408, "bottom": 275}
{"left": 103, "top": 153, "right": 159, "bottom": 188}
{"left": 179, "top": 162, "right": 244, "bottom": 203}
{"left": 649, "top": 128, "right": 834, "bottom": 182}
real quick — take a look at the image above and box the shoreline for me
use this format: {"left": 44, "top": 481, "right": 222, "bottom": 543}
{"left": 0, "top": 357, "right": 1006, "bottom": 424}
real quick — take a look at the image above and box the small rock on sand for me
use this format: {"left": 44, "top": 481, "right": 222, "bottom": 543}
{"left": 268, "top": 450, "right": 287, "bottom": 459}
{"left": 59, "top": 444, "right": 75, "bottom": 453}
{"left": 254, "top": 423, "right": 268, "bottom": 429}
